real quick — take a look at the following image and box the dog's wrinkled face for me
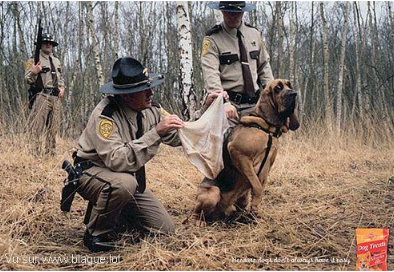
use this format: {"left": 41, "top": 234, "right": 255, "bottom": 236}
{"left": 257, "top": 79, "right": 300, "bottom": 131}
{"left": 268, "top": 79, "right": 297, "bottom": 116}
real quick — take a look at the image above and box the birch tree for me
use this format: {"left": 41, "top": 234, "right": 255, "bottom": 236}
{"left": 351, "top": 2, "right": 363, "bottom": 119}
{"left": 276, "top": 2, "right": 284, "bottom": 77}
{"left": 113, "top": 1, "right": 119, "bottom": 60}
{"left": 320, "top": 2, "right": 332, "bottom": 131}
{"left": 86, "top": 1, "right": 105, "bottom": 88}
{"left": 176, "top": 2, "right": 196, "bottom": 120}
{"left": 335, "top": 2, "right": 349, "bottom": 134}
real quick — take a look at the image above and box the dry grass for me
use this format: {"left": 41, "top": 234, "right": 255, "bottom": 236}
{"left": 0, "top": 121, "right": 393, "bottom": 270}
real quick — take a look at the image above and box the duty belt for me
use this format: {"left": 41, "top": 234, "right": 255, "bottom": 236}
{"left": 73, "top": 152, "right": 94, "bottom": 172}
{"left": 228, "top": 90, "right": 260, "bottom": 105}
{"left": 42, "top": 88, "right": 59, "bottom": 96}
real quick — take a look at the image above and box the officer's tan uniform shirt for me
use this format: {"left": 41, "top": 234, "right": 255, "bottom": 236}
{"left": 25, "top": 50, "right": 65, "bottom": 89}
{"left": 77, "top": 96, "right": 180, "bottom": 172}
{"left": 201, "top": 21, "right": 274, "bottom": 94}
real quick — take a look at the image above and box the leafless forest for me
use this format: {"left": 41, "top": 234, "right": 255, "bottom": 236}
{"left": 0, "top": 1, "right": 393, "bottom": 140}
{"left": 0, "top": 2, "right": 394, "bottom": 270}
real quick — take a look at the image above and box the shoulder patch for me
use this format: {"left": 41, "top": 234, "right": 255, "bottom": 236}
{"left": 98, "top": 118, "right": 114, "bottom": 139}
{"left": 202, "top": 38, "right": 211, "bottom": 57}
{"left": 25, "top": 60, "right": 33, "bottom": 71}
{"left": 244, "top": 22, "right": 258, "bottom": 30}
{"left": 205, "top": 24, "right": 222, "bottom": 36}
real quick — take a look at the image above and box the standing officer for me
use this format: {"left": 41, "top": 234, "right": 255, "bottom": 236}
{"left": 74, "top": 57, "right": 184, "bottom": 252}
{"left": 25, "top": 33, "right": 65, "bottom": 155}
{"left": 200, "top": 1, "right": 274, "bottom": 123}
{"left": 193, "top": 1, "right": 274, "bottom": 220}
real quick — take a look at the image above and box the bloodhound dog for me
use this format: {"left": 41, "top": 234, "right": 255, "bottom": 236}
{"left": 194, "top": 79, "right": 300, "bottom": 221}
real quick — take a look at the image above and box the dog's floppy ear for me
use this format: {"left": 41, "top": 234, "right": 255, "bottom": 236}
{"left": 258, "top": 88, "right": 283, "bottom": 127}
{"left": 289, "top": 112, "right": 300, "bottom": 131}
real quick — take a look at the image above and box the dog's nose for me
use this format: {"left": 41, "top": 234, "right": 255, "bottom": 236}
{"left": 287, "top": 90, "right": 297, "bottom": 98}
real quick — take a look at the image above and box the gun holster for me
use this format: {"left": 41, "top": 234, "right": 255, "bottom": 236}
{"left": 61, "top": 153, "right": 95, "bottom": 212}
{"left": 28, "top": 86, "right": 41, "bottom": 110}
{"left": 61, "top": 159, "right": 82, "bottom": 212}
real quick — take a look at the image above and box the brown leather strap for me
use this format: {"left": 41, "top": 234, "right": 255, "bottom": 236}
{"left": 237, "top": 29, "right": 254, "bottom": 98}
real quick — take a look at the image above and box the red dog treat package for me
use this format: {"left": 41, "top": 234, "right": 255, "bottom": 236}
{"left": 356, "top": 228, "right": 389, "bottom": 271}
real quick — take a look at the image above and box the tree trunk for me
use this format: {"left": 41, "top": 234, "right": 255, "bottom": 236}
{"left": 113, "top": 1, "right": 119, "bottom": 60}
{"left": 12, "top": 12, "right": 22, "bottom": 109}
{"left": 276, "top": 1, "right": 284, "bottom": 77}
{"left": 86, "top": 1, "right": 105, "bottom": 88}
{"left": 388, "top": 2, "right": 394, "bottom": 62}
{"left": 176, "top": 2, "right": 196, "bottom": 120}
{"left": 289, "top": 1, "right": 295, "bottom": 84}
{"left": 12, "top": 2, "right": 27, "bottom": 59}
{"left": 351, "top": 2, "right": 363, "bottom": 119}
{"left": 335, "top": 2, "right": 349, "bottom": 134}
{"left": 213, "top": 8, "right": 223, "bottom": 25}
{"left": 320, "top": 2, "right": 333, "bottom": 131}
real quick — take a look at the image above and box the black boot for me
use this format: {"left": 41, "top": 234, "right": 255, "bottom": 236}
{"left": 83, "top": 231, "right": 119, "bottom": 252}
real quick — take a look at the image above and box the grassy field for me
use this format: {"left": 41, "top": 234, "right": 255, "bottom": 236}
{"left": 0, "top": 125, "right": 393, "bottom": 270}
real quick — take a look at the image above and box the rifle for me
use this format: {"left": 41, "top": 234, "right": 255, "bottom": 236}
{"left": 28, "top": 19, "right": 43, "bottom": 109}
{"left": 34, "top": 19, "right": 43, "bottom": 65}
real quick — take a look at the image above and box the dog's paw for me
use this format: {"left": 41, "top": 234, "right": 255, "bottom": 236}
{"left": 250, "top": 206, "right": 263, "bottom": 218}
{"left": 193, "top": 212, "right": 208, "bottom": 227}
{"left": 224, "top": 205, "right": 237, "bottom": 217}
{"left": 195, "top": 219, "right": 207, "bottom": 227}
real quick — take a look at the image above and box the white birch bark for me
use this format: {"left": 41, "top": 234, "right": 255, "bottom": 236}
{"left": 113, "top": 1, "right": 119, "bottom": 60}
{"left": 320, "top": 2, "right": 333, "bottom": 132}
{"left": 214, "top": 9, "right": 223, "bottom": 25}
{"left": 176, "top": 2, "right": 196, "bottom": 120}
{"left": 335, "top": 2, "right": 349, "bottom": 134}
{"left": 289, "top": 1, "right": 295, "bottom": 84}
{"left": 87, "top": 1, "right": 105, "bottom": 88}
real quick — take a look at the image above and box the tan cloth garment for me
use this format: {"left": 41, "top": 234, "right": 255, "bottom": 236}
{"left": 27, "top": 92, "right": 60, "bottom": 153}
{"left": 179, "top": 95, "right": 229, "bottom": 179}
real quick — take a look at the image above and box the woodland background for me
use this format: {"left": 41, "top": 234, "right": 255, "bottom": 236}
{"left": 0, "top": 1, "right": 393, "bottom": 142}
{"left": 0, "top": 2, "right": 394, "bottom": 270}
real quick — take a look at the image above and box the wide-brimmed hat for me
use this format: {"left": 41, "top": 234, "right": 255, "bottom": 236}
{"left": 208, "top": 1, "right": 256, "bottom": 12}
{"left": 99, "top": 57, "right": 165, "bottom": 94}
{"left": 41, "top": 33, "right": 58, "bottom": 47}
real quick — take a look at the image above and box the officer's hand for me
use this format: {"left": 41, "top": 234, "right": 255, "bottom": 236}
{"left": 58, "top": 87, "right": 65, "bottom": 99}
{"left": 203, "top": 90, "right": 229, "bottom": 111}
{"left": 224, "top": 104, "right": 239, "bottom": 120}
{"left": 156, "top": 115, "right": 184, "bottom": 136}
{"left": 31, "top": 61, "right": 42, "bottom": 75}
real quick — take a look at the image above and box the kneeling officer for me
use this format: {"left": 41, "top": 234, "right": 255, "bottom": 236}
{"left": 63, "top": 57, "right": 184, "bottom": 252}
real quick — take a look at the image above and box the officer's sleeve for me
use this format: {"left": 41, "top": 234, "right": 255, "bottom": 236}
{"left": 201, "top": 37, "right": 222, "bottom": 94}
{"left": 92, "top": 116, "right": 162, "bottom": 173}
{"left": 57, "top": 62, "right": 65, "bottom": 90}
{"left": 157, "top": 107, "right": 181, "bottom": 147}
{"left": 257, "top": 35, "right": 274, "bottom": 87}
{"left": 24, "top": 59, "right": 38, "bottom": 85}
